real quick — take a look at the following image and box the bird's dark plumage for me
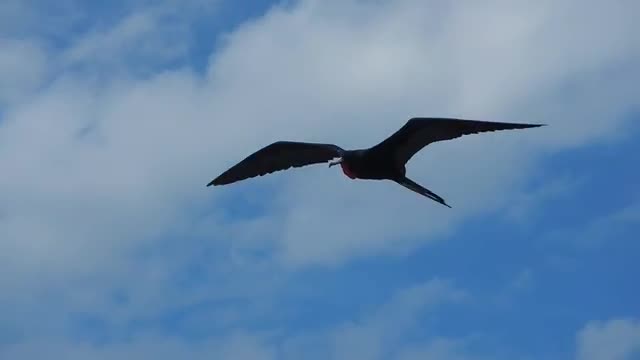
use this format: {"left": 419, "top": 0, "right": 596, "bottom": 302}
{"left": 207, "top": 141, "right": 344, "bottom": 186}
{"left": 207, "top": 117, "right": 545, "bottom": 207}
{"left": 370, "top": 117, "right": 544, "bottom": 165}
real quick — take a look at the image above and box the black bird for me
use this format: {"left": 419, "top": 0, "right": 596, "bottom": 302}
{"left": 207, "top": 117, "right": 544, "bottom": 207}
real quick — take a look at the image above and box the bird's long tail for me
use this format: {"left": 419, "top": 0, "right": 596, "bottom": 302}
{"left": 395, "top": 176, "right": 451, "bottom": 208}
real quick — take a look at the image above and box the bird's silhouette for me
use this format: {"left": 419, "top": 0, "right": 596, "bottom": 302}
{"left": 208, "top": 117, "right": 545, "bottom": 207}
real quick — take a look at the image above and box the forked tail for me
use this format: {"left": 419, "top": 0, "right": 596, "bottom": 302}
{"left": 395, "top": 176, "right": 451, "bottom": 208}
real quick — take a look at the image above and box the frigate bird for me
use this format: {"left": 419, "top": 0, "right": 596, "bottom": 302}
{"left": 207, "top": 117, "right": 544, "bottom": 207}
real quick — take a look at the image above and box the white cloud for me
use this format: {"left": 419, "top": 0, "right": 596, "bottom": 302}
{"left": 0, "top": 331, "right": 278, "bottom": 360}
{"left": 328, "top": 278, "right": 468, "bottom": 359}
{"left": 59, "top": 0, "right": 219, "bottom": 74}
{"left": 502, "top": 174, "right": 586, "bottom": 226}
{"left": 0, "top": 39, "right": 49, "bottom": 106}
{"left": 540, "top": 197, "right": 640, "bottom": 254}
{"left": 576, "top": 318, "right": 640, "bottom": 360}
{"left": 1, "top": 278, "right": 473, "bottom": 360}
{"left": 395, "top": 338, "right": 486, "bottom": 360}
{"left": 0, "top": 0, "right": 637, "bottom": 322}
{"left": 278, "top": 278, "right": 472, "bottom": 360}
{"left": 205, "top": 0, "right": 640, "bottom": 267}
{"left": 0, "top": 0, "right": 82, "bottom": 39}
{"left": 0, "top": 0, "right": 639, "bottom": 358}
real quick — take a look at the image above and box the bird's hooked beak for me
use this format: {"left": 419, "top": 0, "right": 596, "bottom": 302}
{"left": 328, "top": 157, "right": 343, "bottom": 167}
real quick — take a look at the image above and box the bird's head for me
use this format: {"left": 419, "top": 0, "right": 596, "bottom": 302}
{"left": 329, "top": 157, "right": 357, "bottom": 179}
{"left": 328, "top": 157, "right": 343, "bottom": 167}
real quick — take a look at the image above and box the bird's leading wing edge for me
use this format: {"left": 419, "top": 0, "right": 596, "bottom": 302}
{"left": 372, "top": 117, "right": 545, "bottom": 164}
{"left": 208, "top": 141, "right": 344, "bottom": 186}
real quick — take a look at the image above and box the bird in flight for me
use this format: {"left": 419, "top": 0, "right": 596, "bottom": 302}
{"left": 207, "top": 117, "right": 544, "bottom": 208}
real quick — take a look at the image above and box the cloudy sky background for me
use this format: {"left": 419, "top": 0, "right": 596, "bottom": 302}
{"left": 1, "top": 0, "right": 639, "bottom": 359}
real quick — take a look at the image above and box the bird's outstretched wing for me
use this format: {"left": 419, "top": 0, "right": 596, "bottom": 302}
{"left": 208, "top": 141, "right": 344, "bottom": 186}
{"left": 371, "top": 117, "right": 545, "bottom": 165}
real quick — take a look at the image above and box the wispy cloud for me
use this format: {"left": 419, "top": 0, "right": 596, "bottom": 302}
{"left": 0, "top": 38, "right": 49, "bottom": 106}
{"left": 576, "top": 318, "right": 640, "bottom": 360}
{"left": 1, "top": 278, "right": 472, "bottom": 359}
{"left": 541, "top": 197, "right": 640, "bottom": 252}
{"left": 0, "top": 0, "right": 638, "bottom": 359}
{"left": 59, "top": 0, "right": 220, "bottom": 75}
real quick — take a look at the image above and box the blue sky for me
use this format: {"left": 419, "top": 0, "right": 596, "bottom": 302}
{"left": 1, "top": 0, "right": 639, "bottom": 359}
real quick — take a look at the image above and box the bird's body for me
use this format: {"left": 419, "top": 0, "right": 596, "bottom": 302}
{"left": 337, "top": 149, "right": 397, "bottom": 180}
{"left": 208, "top": 117, "right": 545, "bottom": 207}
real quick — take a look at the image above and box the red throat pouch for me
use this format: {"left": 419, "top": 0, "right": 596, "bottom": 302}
{"left": 340, "top": 163, "right": 356, "bottom": 179}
